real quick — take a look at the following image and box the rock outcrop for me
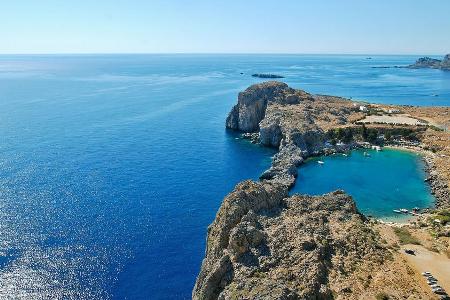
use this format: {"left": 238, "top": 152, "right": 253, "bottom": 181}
{"left": 194, "top": 83, "right": 450, "bottom": 300}
{"left": 193, "top": 181, "right": 387, "bottom": 300}
{"left": 225, "top": 82, "right": 310, "bottom": 132}
{"left": 226, "top": 82, "right": 361, "bottom": 187}
{"left": 408, "top": 54, "right": 450, "bottom": 71}
{"left": 252, "top": 74, "right": 285, "bottom": 79}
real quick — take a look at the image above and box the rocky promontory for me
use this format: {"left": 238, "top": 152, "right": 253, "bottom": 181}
{"left": 226, "top": 81, "right": 362, "bottom": 188}
{"left": 194, "top": 82, "right": 450, "bottom": 299}
{"left": 193, "top": 182, "right": 388, "bottom": 299}
{"left": 408, "top": 54, "right": 450, "bottom": 71}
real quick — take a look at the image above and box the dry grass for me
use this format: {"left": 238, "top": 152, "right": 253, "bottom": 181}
{"left": 393, "top": 227, "right": 421, "bottom": 245}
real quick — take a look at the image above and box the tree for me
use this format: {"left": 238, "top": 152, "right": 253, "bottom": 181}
{"left": 367, "top": 129, "right": 378, "bottom": 143}
{"left": 385, "top": 131, "right": 392, "bottom": 141}
{"left": 362, "top": 124, "right": 368, "bottom": 141}
{"left": 343, "top": 128, "right": 353, "bottom": 143}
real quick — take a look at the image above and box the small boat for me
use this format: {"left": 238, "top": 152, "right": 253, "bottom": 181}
{"left": 363, "top": 152, "right": 371, "bottom": 157}
{"left": 342, "top": 153, "right": 348, "bottom": 157}
{"left": 393, "top": 209, "right": 401, "bottom": 214}
{"left": 400, "top": 208, "right": 409, "bottom": 214}
{"left": 317, "top": 160, "right": 325, "bottom": 165}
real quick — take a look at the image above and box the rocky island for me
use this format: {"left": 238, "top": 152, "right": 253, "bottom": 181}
{"left": 408, "top": 54, "right": 450, "bottom": 71}
{"left": 252, "top": 74, "right": 285, "bottom": 79}
{"left": 194, "top": 82, "right": 450, "bottom": 300}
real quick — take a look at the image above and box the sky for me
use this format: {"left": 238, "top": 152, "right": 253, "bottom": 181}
{"left": 1, "top": 0, "right": 450, "bottom": 54}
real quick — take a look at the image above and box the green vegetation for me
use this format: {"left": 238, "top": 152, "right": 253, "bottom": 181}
{"left": 327, "top": 125, "right": 422, "bottom": 145}
{"left": 375, "top": 292, "right": 390, "bottom": 300}
{"left": 428, "top": 125, "right": 444, "bottom": 132}
{"left": 393, "top": 227, "right": 421, "bottom": 245}
{"left": 432, "top": 209, "right": 450, "bottom": 225}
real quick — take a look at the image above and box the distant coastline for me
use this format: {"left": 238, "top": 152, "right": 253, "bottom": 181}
{"left": 251, "top": 73, "right": 284, "bottom": 79}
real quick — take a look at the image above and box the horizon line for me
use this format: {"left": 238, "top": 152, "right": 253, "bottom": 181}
{"left": 0, "top": 52, "right": 446, "bottom": 56}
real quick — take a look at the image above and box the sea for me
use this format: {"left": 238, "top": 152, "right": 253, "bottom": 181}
{"left": 0, "top": 54, "right": 449, "bottom": 299}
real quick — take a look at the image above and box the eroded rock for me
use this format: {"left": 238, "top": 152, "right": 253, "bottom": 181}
{"left": 193, "top": 183, "right": 385, "bottom": 300}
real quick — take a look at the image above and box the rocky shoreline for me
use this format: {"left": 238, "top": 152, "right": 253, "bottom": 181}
{"left": 407, "top": 54, "right": 450, "bottom": 71}
{"left": 193, "top": 82, "right": 450, "bottom": 299}
{"left": 382, "top": 144, "right": 449, "bottom": 209}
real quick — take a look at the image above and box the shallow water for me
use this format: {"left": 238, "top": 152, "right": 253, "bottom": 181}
{"left": 291, "top": 149, "right": 435, "bottom": 221}
{"left": 0, "top": 54, "right": 447, "bottom": 299}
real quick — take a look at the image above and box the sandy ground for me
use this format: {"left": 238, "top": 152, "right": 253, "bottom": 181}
{"left": 401, "top": 244, "right": 450, "bottom": 293}
{"left": 359, "top": 114, "right": 427, "bottom": 126}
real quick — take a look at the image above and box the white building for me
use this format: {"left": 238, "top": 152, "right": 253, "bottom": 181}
{"left": 359, "top": 105, "right": 368, "bottom": 112}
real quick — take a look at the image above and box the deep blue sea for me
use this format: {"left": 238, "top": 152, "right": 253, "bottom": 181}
{"left": 0, "top": 54, "right": 449, "bottom": 299}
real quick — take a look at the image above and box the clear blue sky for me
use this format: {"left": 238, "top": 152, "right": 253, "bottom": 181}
{"left": 2, "top": 0, "right": 450, "bottom": 54}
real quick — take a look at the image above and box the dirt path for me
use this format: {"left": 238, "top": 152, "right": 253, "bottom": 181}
{"left": 401, "top": 244, "right": 450, "bottom": 293}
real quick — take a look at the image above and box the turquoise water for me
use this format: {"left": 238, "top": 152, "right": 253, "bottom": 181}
{"left": 291, "top": 149, "right": 435, "bottom": 221}
{"left": 0, "top": 54, "right": 448, "bottom": 299}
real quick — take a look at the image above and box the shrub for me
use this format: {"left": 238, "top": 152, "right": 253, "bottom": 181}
{"left": 375, "top": 292, "right": 390, "bottom": 300}
{"left": 393, "top": 227, "right": 421, "bottom": 245}
{"left": 434, "top": 210, "right": 450, "bottom": 225}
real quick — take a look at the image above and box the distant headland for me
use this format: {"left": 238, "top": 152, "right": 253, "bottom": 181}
{"left": 251, "top": 73, "right": 285, "bottom": 79}
{"left": 408, "top": 54, "right": 450, "bottom": 71}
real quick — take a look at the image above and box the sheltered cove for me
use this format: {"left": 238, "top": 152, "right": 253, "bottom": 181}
{"left": 193, "top": 82, "right": 450, "bottom": 299}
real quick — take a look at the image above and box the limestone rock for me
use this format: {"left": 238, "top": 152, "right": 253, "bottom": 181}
{"left": 192, "top": 183, "right": 385, "bottom": 300}
{"left": 225, "top": 82, "right": 291, "bottom": 132}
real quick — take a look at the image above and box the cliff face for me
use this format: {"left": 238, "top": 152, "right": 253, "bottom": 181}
{"left": 226, "top": 82, "right": 362, "bottom": 188}
{"left": 225, "top": 82, "right": 310, "bottom": 132}
{"left": 193, "top": 181, "right": 387, "bottom": 300}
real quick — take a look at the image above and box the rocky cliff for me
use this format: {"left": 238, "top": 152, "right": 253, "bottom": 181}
{"left": 225, "top": 82, "right": 312, "bottom": 132}
{"left": 408, "top": 54, "right": 450, "bottom": 71}
{"left": 192, "top": 181, "right": 388, "bottom": 300}
{"left": 226, "top": 81, "right": 362, "bottom": 188}
{"left": 194, "top": 82, "right": 450, "bottom": 300}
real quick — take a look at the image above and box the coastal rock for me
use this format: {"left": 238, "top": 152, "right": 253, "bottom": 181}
{"left": 259, "top": 116, "right": 283, "bottom": 147}
{"left": 260, "top": 143, "right": 303, "bottom": 188}
{"left": 252, "top": 73, "right": 285, "bottom": 79}
{"left": 441, "top": 54, "right": 450, "bottom": 70}
{"left": 225, "top": 81, "right": 312, "bottom": 132}
{"left": 289, "top": 129, "right": 325, "bottom": 155}
{"left": 225, "top": 82, "right": 292, "bottom": 132}
{"left": 195, "top": 83, "right": 450, "bottom": 300}
{"left": 193, "top": 181, "right": 287, "bottom": 300}
{"left": 408, "top": 54, "right": 450, "bottom": 71}
{"left": 226, "top": 82, "right": 362, "bottom": 187}
{"left": 193, "top": 184, "right": 386, "bottom": 300}
{"left": 409, "top": 56, "right": 442, "bottom": 68}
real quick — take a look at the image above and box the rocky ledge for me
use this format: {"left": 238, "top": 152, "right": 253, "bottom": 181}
{"left": 193, "top": 181, "right": 387, "bottom": 300}
{"left": 408, "top": 54, "right": 450, "bottom": 71}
